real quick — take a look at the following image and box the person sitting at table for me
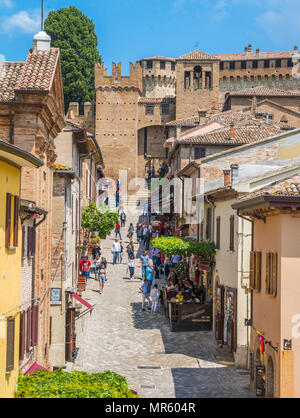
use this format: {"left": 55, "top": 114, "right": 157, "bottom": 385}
{"left": 175, "top": 289, "right": 185, "bottom": 305}
{"left": 185, "top": 291, "right": 200, "bottom": 303}
{"left": 195, "top": 283, "right": 206, "bottom": 304}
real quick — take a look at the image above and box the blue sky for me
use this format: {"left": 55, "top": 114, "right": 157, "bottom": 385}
{"left": 1, "top": 0, "right": 300, "bottom": 74}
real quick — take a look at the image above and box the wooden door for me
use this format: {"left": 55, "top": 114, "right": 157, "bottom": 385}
{"left": 65, "top": 308, "right": 76, "bottom": 362}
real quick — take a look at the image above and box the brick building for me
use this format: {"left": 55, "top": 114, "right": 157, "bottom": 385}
{"left": 49, "top": 121, "right": 104, "bottom": 368}
{"left": 0, "top": 30, "right": 65, "bottom": 370}
{"left": 68, "top": 45, "right": 300, "bottom": 183}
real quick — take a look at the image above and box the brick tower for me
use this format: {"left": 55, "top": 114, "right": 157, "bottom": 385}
{"left": 94, "top": 62, "right": 144, "bottom": 183}
{"left": 175, "top": 50, "right": 220, "bottom": 119}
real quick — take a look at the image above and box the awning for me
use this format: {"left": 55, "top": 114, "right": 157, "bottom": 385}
{"left": 175, "top": 224, "right": 189, "bottom": 234}
{"left": 20, "top": 360, "right": 47, "bottom": 376}
{"left": 71, "top": 292, "right": 94, "bottom": 315}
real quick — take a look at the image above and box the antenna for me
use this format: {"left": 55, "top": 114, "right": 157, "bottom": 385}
{"left": 41, "top": 0, "right": 44, "bottom": 31}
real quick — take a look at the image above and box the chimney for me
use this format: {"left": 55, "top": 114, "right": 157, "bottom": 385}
{"left": 198, "top": 109, "right": 207, "bottom": 125}
{"left": 256, "top": 48, "right": 260, "bottom": 55}
{"left": 223, "top": 170, "right": 231, "bottom": 186}
{"left": 33, "top": 30, "right": 51, "bottom": 52}
{"left": 244, "top": 46, "right": 248, "bottom": 53}
{"left": 230, "top": 122, "right": 235, "bottom": 139}
{"left": 294, "top": 45, "right": 298, "bottom": 51}
{"left": 251, "top": 96, "right": 257, "bottom": 114}
{"left": 248, "top": 44, "right": 253, "bottom": 53}
{"left": 231, "top": 164, "right": 239, "bottom": 183}
{"left": 176, "top": 125, "right": 182, "bottom": 140}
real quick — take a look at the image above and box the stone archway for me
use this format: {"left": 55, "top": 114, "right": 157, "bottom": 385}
{"left": 266, "top": 356, "right": 275, "bottom": 398}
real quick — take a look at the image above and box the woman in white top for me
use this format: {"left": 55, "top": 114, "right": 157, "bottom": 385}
{"left": 97, "top": 264, "right": 107, "bottom": 294}
{"left": 150, "top": 284, "right": 160, "bottom": 313}
{"left": 128, "top": 255, "right": 136, "bottom": 279}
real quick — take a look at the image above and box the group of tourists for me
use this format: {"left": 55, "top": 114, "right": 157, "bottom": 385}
{"left": 79, "top": 254, "right": 108, "bottom": 294}
{"left": 80, "top": 207, "right": 203, "bottom": 312}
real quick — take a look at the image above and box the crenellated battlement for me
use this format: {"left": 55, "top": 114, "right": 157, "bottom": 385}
{"left": 95, "top": 61, "right": 143, "bottom": 93}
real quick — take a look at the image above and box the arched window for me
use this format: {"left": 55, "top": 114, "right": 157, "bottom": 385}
{"left": 194, "top": 66, "right": 202, "bottom": 90}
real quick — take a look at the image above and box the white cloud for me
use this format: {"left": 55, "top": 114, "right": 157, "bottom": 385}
{"left": 1, "top": 9, "right": 41, "bottom": 34}
{"left": 255, "top": 0, "right": 300, "bottom": 45}
{"left": 0, "top": 0, "right": 14, "bottom": 8}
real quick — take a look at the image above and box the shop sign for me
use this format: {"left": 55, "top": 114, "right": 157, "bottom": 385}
{"left": 50, "top": 288, "right": 62, "bottom": 306}
{"left": 256, "top": 365, "right": 265, "bottom": 397}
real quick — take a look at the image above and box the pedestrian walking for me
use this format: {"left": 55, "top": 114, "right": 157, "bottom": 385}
{"left": 101, "top": 256, "right": 107, "bottom": 270}
{"left": 127, "top": 223, "right": 134, "bottom": 240}
{"left": 80, "top": 256, "right": 91, "bottom": 280}
{"left": 112, "top": 239, "right": 121, "bottom": 265}
{"left": 137, "top": 223, "right": 142, "bottom": 243}
{"left": 145, "top": 261, "right": 154, "bottom": 294}
{"left": 140, "top": 250, "right": 150, "bottom": 279}
{"left": 119, "top": 241, "right": 124, "bottom": 264}
{"left": 120, "top": 211, "right": 126, "bottom": 227}
{"left": 97, "top": 263, "right": 107, "bottom": 294}
{"left": 142, "top": 225, "right": 148, "bottom": 245}
{"left": 115, "top": 222, "right": 122, "bottom": 239}
{"left": 126, "top": 240, "right": 135, "bottom": 260}
{"left": 139, "top": 279, "right": 151, "bottom": 311}
{"left": 151, "top": 284, "right": 160, "bottom": 313}
{"left": 144, "top": 228, "right": 151, "bottom": 251}
{"left": 128, "top": 255, "right": 136, "bottom": 279}
{"left": 94, "top": 255, "right": 102, "bottom": 280}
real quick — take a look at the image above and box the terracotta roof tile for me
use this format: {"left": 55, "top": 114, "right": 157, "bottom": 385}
{"left": 179, "top": 125, "right": 282, "bottom": 146}
{"left": 139, "top": 56, "right": 176, "bottom": 62}
{"left": 177, "top": 50, "right": 219, "bottom": 61}
{"left": 239, "top": 173, "right": 300, "bottom": 202}
{"left": 217, "top": 50, "right": 297, "bottom": 61}
{"left": 229, "top": 86, "right": 300, "bottom": 97}
{"left": 17, "top": 48, "right": 59, "bottom": 92}
{"left": 0, "top": 48, "right": 60, "bottom": 102}
{"left": 0, "top": 62, "right": 25, "bottom": 102}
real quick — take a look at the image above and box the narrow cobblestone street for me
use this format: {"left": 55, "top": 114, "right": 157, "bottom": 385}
{"left": 74, "top": 212, "right": 255, "bottom": 398}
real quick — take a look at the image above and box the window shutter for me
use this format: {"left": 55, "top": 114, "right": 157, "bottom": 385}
{"left": 27, "top": 227, "right": 36, "bottom": 257}
{"left": 216, "top": 217, "right": 221, "bottom": 250}
{"left": 256, "top": 252, "right": 262, "bottom": 292}
{"left": 32, "top": 305, "right": 39, "bottom": 347}
{"left": 200, "top": 221, "right": 204, "bottom": 241}
{"left": 13, "top": 195, "right": 20, "bottom": 247}
{"left": 26, "top": 307, "right": 32, "bottom": 353}
{"left": 206, "top": 208, "right": 212, "bottom": 240}
{"left": 6, "top": 317, "right": 15, "bottom": 372}
{"left": 272, "top": 253, "right": 278, "bottom": 297}
{"left": 266, "top": 253, "right": 271, "bottom": 294}
{"left": 250, "top": 251, "right": 255, "bottom": 289}
{"left": 19, "top": 312, "right": 26, "bottom": 361}
{"left": 5, "top": 193, "right": 12, "bottom": 248}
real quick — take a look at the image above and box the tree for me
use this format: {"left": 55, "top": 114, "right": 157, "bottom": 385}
{"left": 151, "top": 237, "right": 216, "bottom": 259}
{"left": 81, "top": 203, "right": 119, "bottom": 239}
{"left": 44, "top": 6, "right": 101, "bottom": 111}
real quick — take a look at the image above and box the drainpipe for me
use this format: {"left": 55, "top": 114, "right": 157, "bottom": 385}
{"left": 32, "top": 211, "right": 48, "bottom": 307}
{"left": 237, "top": 208, "right": 254, "bottom": 370}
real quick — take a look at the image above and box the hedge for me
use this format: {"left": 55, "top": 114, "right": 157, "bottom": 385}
{"left": 15, "top": 370, "right": 138, "bottom": 399}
